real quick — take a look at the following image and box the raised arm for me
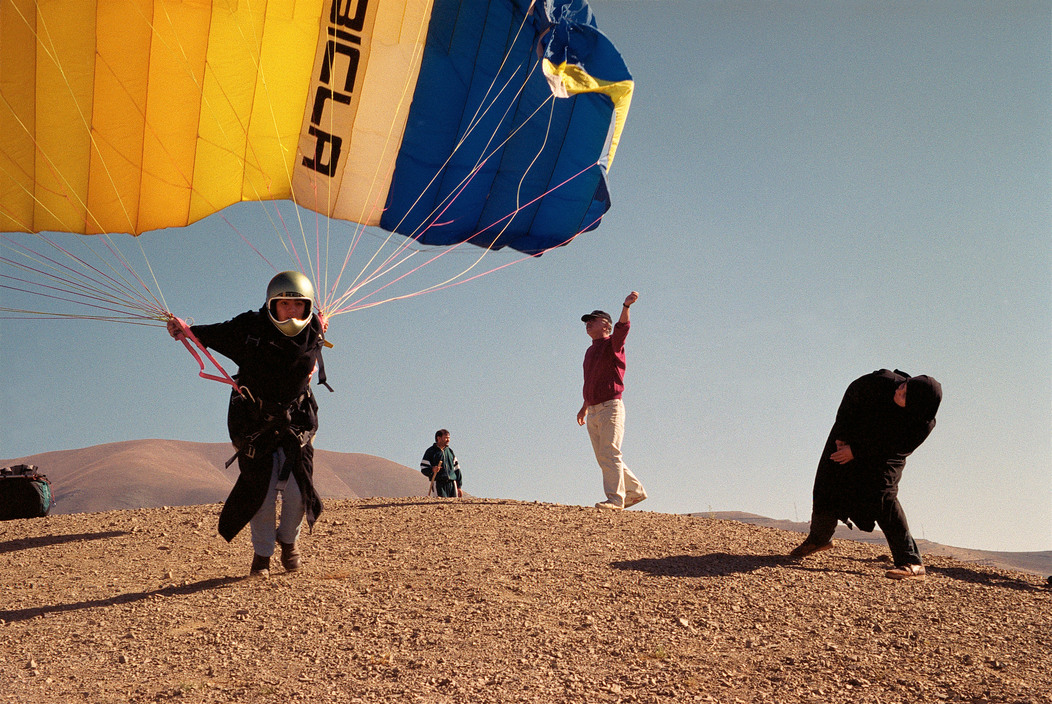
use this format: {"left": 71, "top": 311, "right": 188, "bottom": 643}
{"left": 619, "top": 291, "right": 639, "bottom": 324}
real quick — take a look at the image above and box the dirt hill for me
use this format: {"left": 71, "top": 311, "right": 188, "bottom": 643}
{"left": 1, "top": 499, "right": 1049, "bottom": 703}
{"left": 2, "top": 439, "right": 429, "bottom": 514}
{"left": 4, "top": 440, "right": 1048, "bottom": 577}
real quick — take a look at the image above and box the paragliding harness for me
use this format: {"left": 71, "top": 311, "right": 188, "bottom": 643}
{"left": 0, "top": 464, "right": 54, "bottom": 520}
{"left": 220, "top": 382, "right": 325, "bottom": 537}
{"left": 169, "top": 314, "right": 333, "bottom": 396}
{"left": 164, "top": 312, "right": 331, "bottom": 469}
{"left": 224, "top": 385, "right": 318, "bottom": 470}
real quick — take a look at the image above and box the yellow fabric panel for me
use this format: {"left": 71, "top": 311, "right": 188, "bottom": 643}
{"left": 330, "top": 0, "right": 433, "bottom": 227}
{"left": 2, "top": 0, "right": 332, "bottom": 235}
{"left": 87, "top": 0, "right": 153, "bottom": 234}
{"left": 542, "top": 58, "right": 634, "bottom": 167}
{"left": 188, "top": 0, "right": 269, "bottom": 225}
{"left": 136, "top": 0, "right": 211, "bottom": 233}
{"left": 597, "top": 78, "right": 632, "bottom": 167}
{"left": 0, "top": 0, "right": 38, "bottom": 231}
{"left": 33, "top": 0, "right": 97, "bottom": 233}
{"left": 292, "top": 0, "right": 434, "bottom": 228}
{"left": 237, "top": 0, "right": 324, "bottom": 208}
{"left": 188, "top": 0, "right": 326, "bottom": 225}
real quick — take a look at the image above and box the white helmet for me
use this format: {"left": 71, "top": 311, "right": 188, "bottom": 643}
{"left": 265, "top": 271, "right": 315, "bottom": 337}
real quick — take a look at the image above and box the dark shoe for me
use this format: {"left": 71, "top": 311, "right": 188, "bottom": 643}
{"left": 250, "top": 554, "right": 270, "bottom": 578}
{"left": 279, "top": 541, "right": 301, "bottom": 572}
{"left": 789, "top": 540, "right": 834, "bottom": 559}
{"left": 885, "top": 564, "right": 926, "bottom": 580}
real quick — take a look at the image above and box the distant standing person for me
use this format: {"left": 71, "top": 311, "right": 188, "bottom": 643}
{"left": 421, "top": 429, "right": 463, "bottom": 498}
{"left": 577, "top": 292, "right": 647, "bottom": 510}
{"left": 790, "top": 369, "right": 942, "bottom": 579}
{"left": 167, "top": 271, "right": 329, "bottom": 578}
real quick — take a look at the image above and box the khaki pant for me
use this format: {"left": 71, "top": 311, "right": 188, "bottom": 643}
{"left": 586, "top": 399, "right": 645, "bottom": 508}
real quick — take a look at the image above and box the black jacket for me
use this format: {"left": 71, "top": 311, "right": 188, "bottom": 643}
{"left": 812, "top": 369, "right": 939, "bottom": 532}
{"left": 192, "top": 309, "right": 326, "bottom": 541}
{"left": 420, "top": 444, "right": 462, "bottom": 486}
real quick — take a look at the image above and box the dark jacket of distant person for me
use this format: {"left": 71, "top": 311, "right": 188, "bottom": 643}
{"left": 191, "top": 308, "right": 326, "bottom": 541}
{"left": 420, "top": 444, "right": 462, "bottom": 485}
{"left": 812, "top": 369, "right": 942, "bottom": 532}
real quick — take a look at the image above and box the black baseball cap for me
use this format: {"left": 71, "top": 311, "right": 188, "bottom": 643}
{"left": 581, "top": 310, "right": 612, "bottom": 324}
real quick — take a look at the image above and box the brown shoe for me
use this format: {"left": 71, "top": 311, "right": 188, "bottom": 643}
{"left": 789, "top": 540, "right": 834, "bottom": 559}
{"left": 885, "top": 564, "right": 926, "bottom": 580}
{"left": 279, "top": 541, "right": 301, "bottom": 572}
{"left": 250, "top": 554, "right": 270, "bottom": 578}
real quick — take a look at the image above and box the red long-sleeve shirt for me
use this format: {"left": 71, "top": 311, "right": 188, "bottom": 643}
{"left": 582, "top": 321, "right": 629, "bottom": 406}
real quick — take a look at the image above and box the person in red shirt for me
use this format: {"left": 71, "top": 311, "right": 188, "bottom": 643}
{"left": 577, "top": 291, "right": 647, "bottom": 510}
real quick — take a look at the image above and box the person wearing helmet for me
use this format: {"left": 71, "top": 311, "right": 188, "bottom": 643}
{"left": 790, "top": 369, "right": 943, "bottom": 580}
{"left": 167, "top": 271, "right": 329, "bottom": 578}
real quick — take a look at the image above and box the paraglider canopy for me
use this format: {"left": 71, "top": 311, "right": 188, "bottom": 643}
{"left": 1, "top": 0, "right": 633, "bottom": 255}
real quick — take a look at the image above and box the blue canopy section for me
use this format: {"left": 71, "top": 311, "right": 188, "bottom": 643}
{"left": 380, "top": 0, "right": 631, "bottom": 255}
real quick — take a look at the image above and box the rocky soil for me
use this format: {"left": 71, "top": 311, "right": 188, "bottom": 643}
{"left": 2, "top": 498, "right": 1049, "bottom": 703}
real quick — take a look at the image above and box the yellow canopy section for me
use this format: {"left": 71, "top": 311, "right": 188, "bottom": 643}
{"left": 0, "top": 0, "right": 323, "bottom": 235}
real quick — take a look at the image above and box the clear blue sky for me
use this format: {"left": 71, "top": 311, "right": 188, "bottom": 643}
{"left": 2, "top": 1, "right": 1049, "bottom": 552}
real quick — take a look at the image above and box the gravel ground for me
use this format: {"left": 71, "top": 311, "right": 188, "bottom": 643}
{"left": 2, "top": 498, "right": 1049, "bottom": 703}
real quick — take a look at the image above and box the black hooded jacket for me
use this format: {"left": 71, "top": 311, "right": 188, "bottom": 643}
{"left": 191, "top": 308, "right": 326, "bottom": 541}
{"left": 812, "top": 369, "right": 942, "bottom": 532}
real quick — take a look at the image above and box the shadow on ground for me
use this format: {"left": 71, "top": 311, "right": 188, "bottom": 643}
{"left": 612, "top": 553, "right": 798, "bottom": 578}
{"left": 355, "top": 499, "right": 515, "bottom": 510}
{"left": 613, "top": 552, "right": 1047, "bottom": 591}
{"left": 0, "top": 576, "right": 243, "bottom": 623}
{"left": 0, "top": 530, "right": 130, "bottom": 554}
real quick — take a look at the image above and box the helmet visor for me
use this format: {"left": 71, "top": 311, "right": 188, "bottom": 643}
{"left": 267, "top": 296, "right": 313, "bottom": 336}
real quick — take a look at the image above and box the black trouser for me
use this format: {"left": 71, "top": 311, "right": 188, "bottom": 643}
{"left": 807, "top": 497, "right": 921, "bottom": 567}
{"left": 433, "top": 478, "right": 458, "bottom": 498}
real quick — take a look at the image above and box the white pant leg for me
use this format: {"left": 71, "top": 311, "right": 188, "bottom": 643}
{"left": 249, "top": 451, "right": 282, "bottom": 557}
{"left": 587, "top": 399, "right": 646, "bottom": 507}
{"left": 619, "top": 460, "right": 645, "bottom": 505}
{"left": 276, "top": 465, "right": 305, "bottom": 545}
{"left": 583, "top": 400, "right": 626, "bottom": 506}
{"left": 249, "top": 448, "right": 306, "bottom": 554}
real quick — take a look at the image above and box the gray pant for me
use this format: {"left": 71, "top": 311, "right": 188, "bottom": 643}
{"left": 249, "top": 449, "right": 304, "bottom": 557}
